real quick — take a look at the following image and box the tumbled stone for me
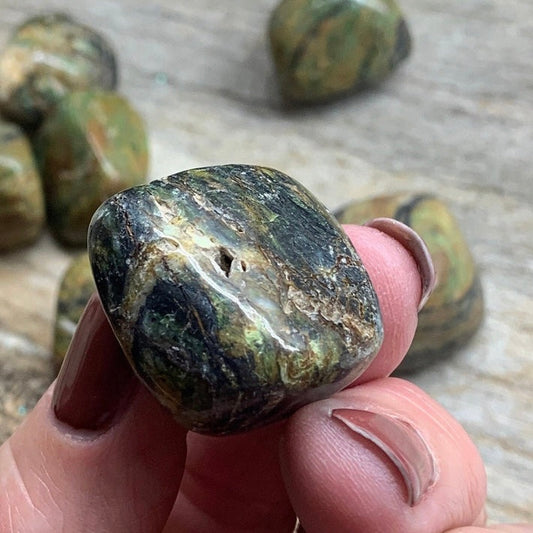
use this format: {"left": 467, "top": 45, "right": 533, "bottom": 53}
{"left": 335, "top": 193, "right": 484, "bottom": 372}
{"left": 88, "top": 164, "right": 383, "bottom": 435}
{"left": 53, "top": 253, "right": 96, "bottom": 370}
{"left": 0, "top": 13, "right": 117, "bottom": 129}
{"left": 0, "top": 120, "right": 45, "bottom": 251}
{"left": 269, "top": 0, "right": 411, "bottom": 103}
{"left": 33, "top": 90, "right": 148, "bottom": 247}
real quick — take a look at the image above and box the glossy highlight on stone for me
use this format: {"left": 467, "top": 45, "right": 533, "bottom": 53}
{"left": 335, "top": 193, "right": 484, "bottom": 372}
{"left": 88, "top": 165, "right": 383, "bottom": 434}
{"left": 0, "top": 13, "right": 117, "bottom": 129}
{"left": 34, "top": 90, "right": 148, "bottom": 247}
{"left": 53, "top": 253, "right": 96, "bottom": 370}
{"left": 0, "top": 120, "right": 45, "bottom": 251}
{"left": 269, "top": 0, "right": 411, "bottom": 103}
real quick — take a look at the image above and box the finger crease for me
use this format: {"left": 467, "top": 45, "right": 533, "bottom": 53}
{"left": 6, "top": 440, "right": 55, "bottom": 528}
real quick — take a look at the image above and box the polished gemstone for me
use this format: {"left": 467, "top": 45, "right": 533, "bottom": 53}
{"left": 335, "top": 193, "right": 484, "bottom": 372}
{"left": 0, "top": 121, "right": 44, "bottom": 251}
{"left": 89, "top": 165, "right": 383, "bottom": 434}
{"left": 33, "top": 90, "right": 148, "bottom": 247}
{"left": 0, "top": 13, "right": 117, "bottom": 129}
{"left": 269, "top": 0, "right": 411, "bottom": 103}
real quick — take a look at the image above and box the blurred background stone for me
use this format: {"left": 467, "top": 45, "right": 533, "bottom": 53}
{"left": 53, "top": 252, "right": 95, "bottom": 370}
{"left": 269, "top": 0, "right": 411, "bottom": 103}
{"left": 0, "top": 120, "right": 44, "bottom": 251}
{"left": 0, "top": 12, "right": 117, "bottom": 129}
{"left": 33, "top": 90, "right": 148, "bottom": 247}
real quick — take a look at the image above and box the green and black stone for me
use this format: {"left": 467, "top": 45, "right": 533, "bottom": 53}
{"left": 0, "top": 13, "right": 117, "bottom": 129}
{"left": 269, "top": 0, "right": 411, "bottom": 103}
{"left": 89, "top": 165, "right": 383, "bottom": 435}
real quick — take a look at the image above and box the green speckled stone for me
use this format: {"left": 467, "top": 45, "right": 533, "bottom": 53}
{"left": 269, "top": 0, "right": 411, "bottom": 103}
{"left": 33, "top": 90, "right": 148, "bottom": 247}
{"left": 53, "top": 253, "right": 96, "bottom": 370}
{"left": 335, "top": 193, "right": 484, "bottom": 372}
{"left": 0, "top": 120, "right": 45, "bottom": 251}
{"left": 0, "top": 13, "right": 117, "bottom": 129}
{"left": 88, "top": 164, "right": 383, "bottom": 435}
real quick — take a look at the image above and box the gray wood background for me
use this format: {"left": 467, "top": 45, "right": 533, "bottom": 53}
{"left": 0, "top": 0, "right": 531, "bottom": 525}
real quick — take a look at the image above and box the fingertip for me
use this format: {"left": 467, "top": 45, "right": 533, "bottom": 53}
{"left": 363, "top": 218, "right": 436, "bottom": 312}
{"left": 1, "top": 296, "right": 189, "bottom": 532}
{"left": 53, "top": 293, "right": 137, "bottom": 431}
{"left": 343, "top": 225, "right": 422, "bottom": 381}
{"left": 446, "top": 527, "right": 533, "bottom": 533}
{"left": 2, "top": 379, "right": 187, "bottom": 532}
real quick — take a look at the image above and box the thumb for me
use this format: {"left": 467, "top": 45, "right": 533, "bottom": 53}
{"left": 0, "top": 294, "right": 187, "bottom": 533}
{"left": 281, "top": 378, "right": 486, "bottom": 533}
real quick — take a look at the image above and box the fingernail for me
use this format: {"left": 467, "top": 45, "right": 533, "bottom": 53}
{"left": 365, "top": 217, "right": 436, "bottom": 311}
{"left": 331, "top": 407, "right": 437, "bottom": 506}
{"left": 53, "top": 293, "right": 138, "bottom": 431}
{"left": 292, "top": 518, "right": 304, "bottom": 533}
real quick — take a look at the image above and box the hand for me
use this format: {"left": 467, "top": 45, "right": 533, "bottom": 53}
{"left": 1, "top": 222, "right": 530, "bottom": 533}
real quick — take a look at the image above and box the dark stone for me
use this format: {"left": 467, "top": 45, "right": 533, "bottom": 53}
{"left": 89, "top": 165, "right": 383, "bottom": 434}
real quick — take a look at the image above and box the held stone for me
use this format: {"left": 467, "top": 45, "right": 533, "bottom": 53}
{"left": 335, "top": 193, "right": 484, "bottom": 372}
{"left": 88, "top": 165, "right": 383, "bottom": 435}
{"left": 0, "top": 120, "right": 45, "bottom": 251}
{"left": 33, "top": 90, "right": 148, "bottom": 247}
{"left": 0, "top": 13, "right": 117, "bottom": 129}
{"left": 269, "top": 0, "right": 411, "bottom": 103}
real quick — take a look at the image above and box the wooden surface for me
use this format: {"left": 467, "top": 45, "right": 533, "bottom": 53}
{"left": 0, "top": 0, "right": 532, "bottom": 524}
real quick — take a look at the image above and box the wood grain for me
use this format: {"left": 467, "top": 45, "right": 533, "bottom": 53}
{"left": 0, "top": 0, "right": 531, "bottom": 524}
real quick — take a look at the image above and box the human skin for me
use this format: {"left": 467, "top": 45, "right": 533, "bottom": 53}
{"left": 0, "top": 224, "right": 531, "bottom": 533}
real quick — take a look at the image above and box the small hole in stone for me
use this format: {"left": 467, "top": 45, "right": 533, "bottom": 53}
{"left": 241, "top": 260, "right": 247, "bottom": 272}
{"left": 217, "top": 247, "right": 234, "bottom": 277}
